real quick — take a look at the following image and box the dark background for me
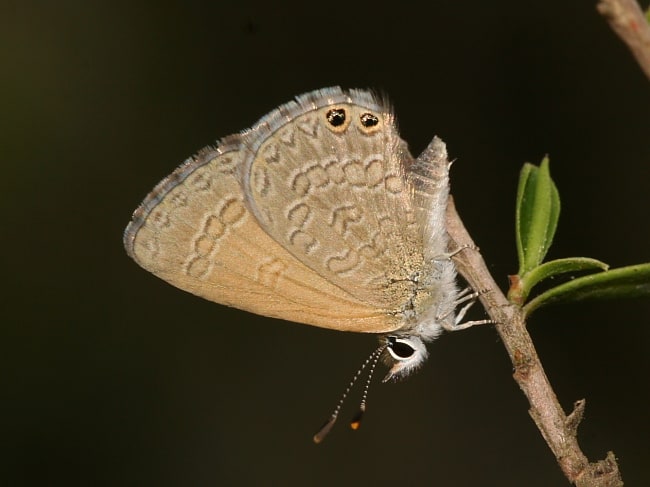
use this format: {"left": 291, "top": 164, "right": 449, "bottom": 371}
{"left": 3, "top": 1, "right": 649, "bottom": 485}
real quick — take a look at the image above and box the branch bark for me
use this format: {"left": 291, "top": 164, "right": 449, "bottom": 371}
{"left": 597, "top": 0, "right": 650, "bottom": 80}
{"left": 445, "top": 198, "right": 624, "bottom": 487}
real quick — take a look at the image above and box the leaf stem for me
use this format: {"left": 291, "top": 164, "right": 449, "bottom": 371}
{"left": 597, "top": 0, "right": 650, "bottom": 81}
{"left": 446, "top": 198, "right": 623, "bottom": 487}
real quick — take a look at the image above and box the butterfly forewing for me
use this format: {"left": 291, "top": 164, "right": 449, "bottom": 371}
{"left": 124, "top": 139, "right": 402, "bottom": 333}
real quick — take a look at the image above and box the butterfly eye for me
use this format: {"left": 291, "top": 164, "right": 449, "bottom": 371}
{"left": 384, "top": 336, "right": 429, "bottom": 381}
{"left": 388, "top": 337, "right": 416, "bottom": 359}
{"left": 326, "top": 108, "right": 346, "bottom": 127}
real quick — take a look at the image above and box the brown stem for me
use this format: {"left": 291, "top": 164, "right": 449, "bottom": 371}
{"left": 597, "top": 0, "right": 650, "bottom": 80}
{"left": 445, "top": 198, "right": 623, "bottom": 487}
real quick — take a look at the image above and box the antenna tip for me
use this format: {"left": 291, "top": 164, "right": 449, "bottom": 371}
{"left": 350, "top": 408, "right": 365, "bottom": 431}
{"left": 313, "top": 415, "right": 337, "bottom": 444}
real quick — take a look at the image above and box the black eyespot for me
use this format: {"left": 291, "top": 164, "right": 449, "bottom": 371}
{"left": 326, "top": 108, "right": 346, "bottom": 127}
{"left": 389, "top": 338, "right": 415, "bottom": 359}
{"left": 360, "top": 113, "right": 379, "bottom": 127}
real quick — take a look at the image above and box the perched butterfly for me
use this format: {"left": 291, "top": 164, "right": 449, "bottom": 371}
{"left": 124, "top": 87, "right": 483, "bottom": 441}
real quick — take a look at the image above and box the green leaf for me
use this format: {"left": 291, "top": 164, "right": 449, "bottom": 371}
{"left": 515, "top": 158, "right": 561, "bottom": 275}
{"left": 509, "top": 257, "right": 609, "bottom": 304}
{"left": 523, "top": 263, "right": 650, "bottom": 317}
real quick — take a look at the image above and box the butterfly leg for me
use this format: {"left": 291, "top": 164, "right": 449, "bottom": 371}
{"left": 439, "top": 287, "right": 495, "bottom": 332}
{"left": 446, "top": 243, "right": 479, "bottom": 259}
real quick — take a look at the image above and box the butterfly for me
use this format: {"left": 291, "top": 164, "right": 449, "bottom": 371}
{"left": 124, "top": 87, "right": 482, "bottom": 440}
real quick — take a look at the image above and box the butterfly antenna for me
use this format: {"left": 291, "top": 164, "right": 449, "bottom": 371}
{"left": 349, "top": 343, "right": 383, "bottom": 431}
{"left": 313, "top": 344, "right": 387, "bottom": 444}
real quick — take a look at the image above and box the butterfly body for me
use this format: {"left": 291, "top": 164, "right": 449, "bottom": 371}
{"left": 124, "top": 87, "right": 459, "bottom": 380}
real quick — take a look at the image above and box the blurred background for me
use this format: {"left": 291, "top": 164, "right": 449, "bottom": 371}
{"left": 2, "top": 0, "right": 649, "bottom": 485}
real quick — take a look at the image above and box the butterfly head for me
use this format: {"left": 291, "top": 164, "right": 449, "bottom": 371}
{"left": 382, "top": 335, "right": 430, "bottom": 382}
